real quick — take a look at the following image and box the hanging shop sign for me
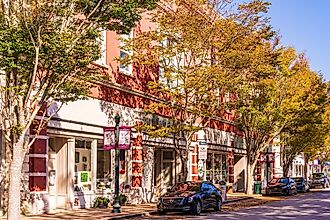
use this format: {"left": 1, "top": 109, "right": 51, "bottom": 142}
{"left": 103, "top": 126, "right": 131, "bottom": 150}
{"left": 198, "top": 145, "right": 208, "bottom": 160}
{"left": 198, "top": 159, "right": 204, "bottom": 178}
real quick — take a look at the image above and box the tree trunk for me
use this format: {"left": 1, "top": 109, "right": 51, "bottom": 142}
{"left": 180, "top": 155, "right": 189, "bottom": 182}
{"left": 245, "top": 161, "right": 254, "bottom": 195}
{"left": 283, "top": 163, "right": 290, "bottom": 177}
{"left": 7, "top": 139, "right": 25, "bottom": 220}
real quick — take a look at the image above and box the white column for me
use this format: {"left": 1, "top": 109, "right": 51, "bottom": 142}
{"left": 212, "top": 152, "right": 215, "bottom": 183}
{"left": 187, "top": 150, "right": 192, "bottom": 181}
{"left": 0, "top": 131, "right": 4, "bottom": 212}
{"left": 67, "top": 138, "right": 75, "bottom": 209}
{"left": 91, "top": 139, "right": 97, "bottom": 192}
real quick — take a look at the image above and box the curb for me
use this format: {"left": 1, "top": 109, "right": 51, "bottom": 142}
{"left": 224, "top": 196, "right": 253, "bottom": 204}
{"left": 107, "top": 213, "right": 144, "bottom": 220}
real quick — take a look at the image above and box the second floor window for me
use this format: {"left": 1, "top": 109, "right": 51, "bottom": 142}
{"left": 95, "top": 30, "right": 107, "bottom": 67}
{"left": 119, "top": 32, "right": 133, "bottom": 75}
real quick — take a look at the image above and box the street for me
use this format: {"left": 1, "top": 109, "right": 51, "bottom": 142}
{"left": 139, "top": 189, "right": 330, "bottom": 220}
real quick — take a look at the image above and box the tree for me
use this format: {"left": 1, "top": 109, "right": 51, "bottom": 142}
{"left": 234, "top": 46, "right": 328, "bottom": 194}
{"left": 0, "top": 0, "right": 156, "bottom": 218}
{"left": 281, "top": 100, "right": 329, "bottom": 177}
{"left": 124, "top": 0, "right": 276, "bottom": 181}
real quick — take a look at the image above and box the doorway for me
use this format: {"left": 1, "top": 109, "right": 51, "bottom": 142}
{"left": 161, "top": 150, "right": 175, "bottom": 195}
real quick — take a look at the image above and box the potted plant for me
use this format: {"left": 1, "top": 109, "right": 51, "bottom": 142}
{"left": 93, "top": 197, "right": 110, "bottom": 208}
{"left": 119, "top": 194, "right": 128, "bottom": 205}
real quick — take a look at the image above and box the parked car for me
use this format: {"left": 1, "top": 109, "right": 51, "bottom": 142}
{"left": 310, "top": 172, "right": 329, "bottom": 188}
{"left": 292, "top": 177, "right": 310, "bottom": 192}
{"left": 157, "top": 181, "right": 222, "bottom": 215}
{"left": 266, "top": 177, "right": 297, "bottom": 196}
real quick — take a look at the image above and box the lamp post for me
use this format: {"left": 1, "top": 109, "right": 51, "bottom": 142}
{"left": 112, "top": 113, "right": 121, "bottom": 213}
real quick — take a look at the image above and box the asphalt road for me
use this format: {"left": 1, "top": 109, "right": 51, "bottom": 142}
{"left": 203, "top": 188, "right": 330, "bottom": 220}
{"left": 142, "top": 189, "right": 330, "bottom": 220}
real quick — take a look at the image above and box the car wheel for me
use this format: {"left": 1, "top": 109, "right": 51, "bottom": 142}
{"left": 286, "top": 189, "right": 292, "bottom": 196}
{"left": 193, "top": 200, "right": 202, "bottom": 215}
{"left": 214, "top": 198, "right": 222, "bottom": 211}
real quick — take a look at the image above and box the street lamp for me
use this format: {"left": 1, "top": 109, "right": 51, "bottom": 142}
{"left": 112, "top": 113, "right": 121, "bottom": 213}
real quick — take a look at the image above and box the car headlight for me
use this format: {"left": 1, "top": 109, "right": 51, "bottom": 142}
{"left": 187, "top": 197, "right": 194, "bottom": 203}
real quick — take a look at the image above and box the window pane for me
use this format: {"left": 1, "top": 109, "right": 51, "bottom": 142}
{"left": 120, "top": 50, "right": 130, "bottom": 72}
{"left": 74, "top": 139, "right": 92, "bottom": 192}
{"left": 96, "top": 140, "right": 112, "bottom": 191}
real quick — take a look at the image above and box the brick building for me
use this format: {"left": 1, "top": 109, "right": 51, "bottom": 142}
{"left": 0, "top": 14, "right": 247, "bottom": 214}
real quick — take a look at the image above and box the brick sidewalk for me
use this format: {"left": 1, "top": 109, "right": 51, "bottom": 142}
{"left": 7, "top": 193, "right": 250, "bottom": 220}
{"left": 20, "top": 204, "right": 156, "bottom": 220}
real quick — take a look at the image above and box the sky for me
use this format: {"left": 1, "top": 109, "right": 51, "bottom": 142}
{"left": 267, "top": 0, "right": 330, "bottom": 80}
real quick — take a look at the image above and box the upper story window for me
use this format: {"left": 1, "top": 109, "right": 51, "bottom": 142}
{"left": 119, "top": 32, "right": 133, "bottom": 76}
{"left": 95, "top": 30, "right": 107, "bottom": 67}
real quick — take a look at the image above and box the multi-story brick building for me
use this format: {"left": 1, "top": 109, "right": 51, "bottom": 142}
{"left": 0, "top": 13, "right": 247, "bottom": 214}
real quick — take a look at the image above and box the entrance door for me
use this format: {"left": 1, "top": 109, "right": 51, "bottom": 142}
{"left": 161, "top": 150, "right": 174, "bottom": 195}
{"left": 163, "top": 162, "right": 173, "bottom": 190}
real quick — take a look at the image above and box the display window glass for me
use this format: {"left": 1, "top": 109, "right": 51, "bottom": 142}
{"left": 74, "top": 139, "right": 92, "bottom": 191}
{"left": 206, "top": 153, "right": 227, "bottom": 183}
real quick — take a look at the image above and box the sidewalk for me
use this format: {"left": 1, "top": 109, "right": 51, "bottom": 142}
{"left": 17, "top": 193, "right": 251, "bottom": 220}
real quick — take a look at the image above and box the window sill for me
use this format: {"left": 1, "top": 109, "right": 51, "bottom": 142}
{"left": 93, "top": 61, "right": 110, "bottom": 69}
{"left": 119, "top": 69, "right": 134, "bottom": 78}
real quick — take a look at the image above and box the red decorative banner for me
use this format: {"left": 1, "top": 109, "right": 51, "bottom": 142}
{"left": 103, "top": 127, "right": 116, "bottom": 150}
{"left": 103, "top": 126, "right": 132, "bottom": 150}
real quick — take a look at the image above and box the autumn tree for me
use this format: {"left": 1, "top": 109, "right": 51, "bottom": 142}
{"left": 234, "top": 46, "right": 328, "bottom": 194}
{"left": 0, "top": 0, "right": 156, "bottom": 218}
{"left": 124, "top": 0, "right": 275, "bottom": 181}
{"left": 280, "top": 98, "right": 329, "bottom": 177}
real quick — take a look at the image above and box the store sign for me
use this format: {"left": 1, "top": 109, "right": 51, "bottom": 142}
{"left": 198, "top": 145, "right": 208, "bottom": 160}
{"left": 103, "top": 126, "right": 131, "bottom": 150}
{"left": 198, "top": 160, "right": 204, "bottom": 177}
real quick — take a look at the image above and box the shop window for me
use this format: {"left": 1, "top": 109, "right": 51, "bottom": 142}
{"left": 206, "top": 153, "right": 227, "bottom": 183}
{"left": 74, "top": 139, "right": 92, "bottom": 192}
{"left": 96, "top": 140, "right": 112, "bottom": 191}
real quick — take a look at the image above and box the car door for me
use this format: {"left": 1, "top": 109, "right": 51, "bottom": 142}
{"left": 200, "top": 182, "right": 211, "bottom": 209}
{"left": 208, "top": 183, "right": 219, "bottom": 207}
{"left": 290, "top": 178, "right": 297, "bottom": 192}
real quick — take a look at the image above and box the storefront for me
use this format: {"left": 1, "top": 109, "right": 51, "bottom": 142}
{"left": 25, "top": 98, "right": 186, "bottom": 213}
{"left": 206, "top": 152, "right": 228, "bottom": 184}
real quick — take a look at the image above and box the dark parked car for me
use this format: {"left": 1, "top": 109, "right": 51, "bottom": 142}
{"left": 311, "top": 172, "right": 329, "bottom": 188}
{"left": 266, "top": 177, "right": 297, "bottom": 196}
{"left": 292, "top": 177, "right": 310, "bottom": 192}
{"left": 157, "top": 181, "right": 222, "bottom": 215}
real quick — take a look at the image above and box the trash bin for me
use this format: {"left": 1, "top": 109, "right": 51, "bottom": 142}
{"left": 254, "top": 182, "right": 262, "bottom": 194}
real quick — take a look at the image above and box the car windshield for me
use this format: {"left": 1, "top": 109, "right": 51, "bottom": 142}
{"left": 170, "top": 182, "right": 201, "bottom": 192}
{"left": 313, "top": 173, "right": 325, "bottom": 179}
{"left": 293, "top": 178, "right": 303, "bottom": 183}
{"left": 270, "top": 178, "right": 288, "bottom": 184}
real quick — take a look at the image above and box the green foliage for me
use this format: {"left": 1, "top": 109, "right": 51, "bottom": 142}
{"left": 118, "top": 194, "right": 128, "bottom": 205}
{"left": 93, "top": 196, "right": 110, "bottom": 208}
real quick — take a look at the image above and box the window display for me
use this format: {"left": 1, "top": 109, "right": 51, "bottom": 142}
{"left": 206, "top": 153, "right": 227, "bottom": 183}
{"left": 96, "top": 140, "right": 112, "bottom": 192}
{"left": 74, "top": 139, "right": 92, "bottom": 191}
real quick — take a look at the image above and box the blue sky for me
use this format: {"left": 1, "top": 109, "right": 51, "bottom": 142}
{"left": 267, "top": 0, "right": 330, "bottom": 80}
